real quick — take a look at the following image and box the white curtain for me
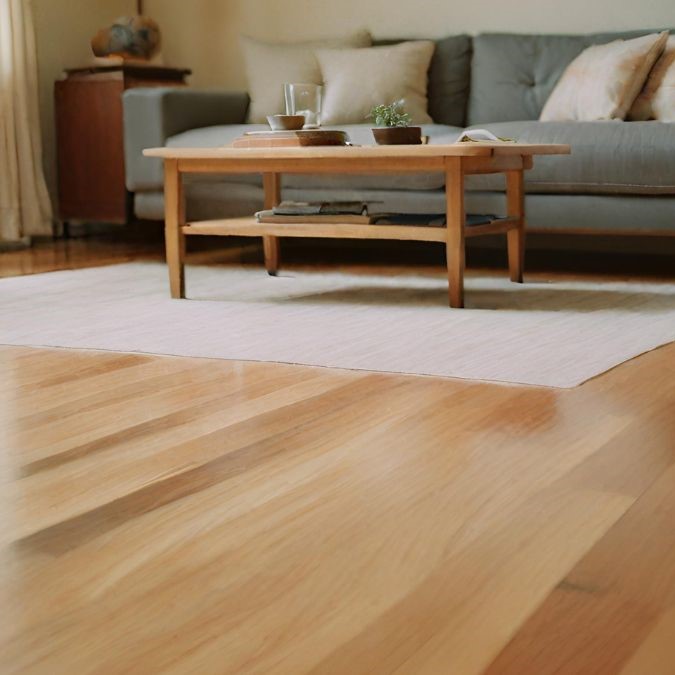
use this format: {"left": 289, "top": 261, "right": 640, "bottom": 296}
{"left": 0, "top": 0, "right": 52, "bottom": 243}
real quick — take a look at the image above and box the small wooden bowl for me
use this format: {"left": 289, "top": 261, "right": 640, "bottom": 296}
{"left": 267, "top": 114, "right": 306, "bottom": 131}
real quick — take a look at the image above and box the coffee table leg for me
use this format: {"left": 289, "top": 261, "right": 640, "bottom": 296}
{"left": 263, "top": 173, "right": 281, "bottom": 276}
{"left": 445, "top": 158, "right": 465, "bottom": 308}
{"left": 506, "top": 168, "right": 525, "bottom": 283}
{"left": 164, "top": 158, "right": 185, "bottom": 298}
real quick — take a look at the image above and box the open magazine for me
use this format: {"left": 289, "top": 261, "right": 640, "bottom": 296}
{"left": 456, "top": 129, "right": 516, "bottom": 143}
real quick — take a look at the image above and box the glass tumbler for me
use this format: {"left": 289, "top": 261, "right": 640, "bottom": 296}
{"left": 284, "top": 83, "right": 322, "bottom": 128}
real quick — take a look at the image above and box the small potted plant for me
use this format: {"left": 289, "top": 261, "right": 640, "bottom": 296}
{"left": 369, "top": 100, "right": 422, "bottom": 145}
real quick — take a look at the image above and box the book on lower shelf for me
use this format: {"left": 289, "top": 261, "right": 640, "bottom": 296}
{"left": 255, "top": 206, "right": 500, "bottom": 228}
{"left": 369, "top": 214, "right": 499, "bottom": 227}
{"left": 272, "top": 201, "right": 368, "bottom": 216}
{"left": 256, "top": 200, "right": 373, "bottom": 224}
{"left": 255, "top": 201, "right": 500, "bottom": 227}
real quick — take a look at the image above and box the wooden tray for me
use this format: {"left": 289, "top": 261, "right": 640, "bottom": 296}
{"left": 232, "top": 129, "right": 349, "bottom": 148}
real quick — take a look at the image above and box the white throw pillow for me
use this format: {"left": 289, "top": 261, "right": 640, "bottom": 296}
{"left": 540, "top": 32, "right": 669, "bottom": 121}
{"left": 316, "top": 41, "right": 435, "bottom": 126}
{"left": 629, "top": 35, "right": 675, "bottom": 122}
{"left": 241, "top": 31, "right": 372, "bottom": 123}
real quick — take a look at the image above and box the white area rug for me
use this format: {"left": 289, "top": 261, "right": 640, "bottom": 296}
{"left": 1, "top": 263, "right": 674, "bottom": 388}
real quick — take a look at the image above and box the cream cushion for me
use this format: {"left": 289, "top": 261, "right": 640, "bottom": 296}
{"left": 629, "top": 35, "right": 675, "bottom": 122}
{"left": 540, "top": 32, "right": 669, "bottom": 121}
{"left": 316, "top": 41, "right": 435, "bottom": 126}
{"left": 241, "top": 31, "right": 371, "bottom": 123}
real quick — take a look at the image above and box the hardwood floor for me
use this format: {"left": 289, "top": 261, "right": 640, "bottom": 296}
{"left": 1, "top": 234, "right": 675, "bottom": 674}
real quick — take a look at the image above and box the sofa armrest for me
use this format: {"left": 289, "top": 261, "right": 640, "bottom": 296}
{"left": 123, "top": 87, "right": 250, "bottom": 192}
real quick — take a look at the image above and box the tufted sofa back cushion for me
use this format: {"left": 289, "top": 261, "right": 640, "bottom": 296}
{"left": 375, "top": 35, "right": 472, "bottom": 127}
{"left": 467, "top": 30, "right": 675, "bottom": 125}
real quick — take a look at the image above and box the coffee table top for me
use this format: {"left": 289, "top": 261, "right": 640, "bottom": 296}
{"left": 144, "top": 143, "right": 570, "bottom": 160}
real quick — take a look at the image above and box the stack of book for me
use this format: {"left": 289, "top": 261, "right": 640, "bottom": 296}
{"left": 256, "top": 201, "right": 373, "bottom": 224}
{"left": 255, "top": 201, "right": 498, "bottom": 227}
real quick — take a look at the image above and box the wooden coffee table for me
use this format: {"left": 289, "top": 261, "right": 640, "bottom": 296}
{"left": 144, "top": 143, "right": 570, "bottom": 308}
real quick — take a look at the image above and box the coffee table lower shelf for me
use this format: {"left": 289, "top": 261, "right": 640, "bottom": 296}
{"left": 182, "top": 216, "right": 520, "bottom": 242}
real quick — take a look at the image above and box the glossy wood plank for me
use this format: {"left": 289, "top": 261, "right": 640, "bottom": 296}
{"left": 621, "top": 606, "right": 675, "bottom": 675}
{"left": 485, "top": 448, "right": 675, "bottom": 674}
{"left": 2, "top": 340, "right": 674, "bottom": 673}
{"left": 1, "top": 238, "right": 675, "bottom": 674}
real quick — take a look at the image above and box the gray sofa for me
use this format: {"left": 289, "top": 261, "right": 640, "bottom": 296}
{"left": 123, "top": 30, "right": 675, "bottom": 235}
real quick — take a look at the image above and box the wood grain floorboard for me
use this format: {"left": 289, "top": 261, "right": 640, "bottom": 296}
{"left": 485, "top": 464, "right": 675, "bottom": 675}
{"left": 1, "top": 240, "right": 675, "bottom": 673}
{"left": 10, "top": 374, "right": 406, "bottom": 554}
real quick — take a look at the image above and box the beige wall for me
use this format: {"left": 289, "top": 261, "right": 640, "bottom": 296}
{"left": 33, "top": 0, "right": 135, "bottom": 205}
{"left": 146, "top": 0, "right": 675, "bottom": 91}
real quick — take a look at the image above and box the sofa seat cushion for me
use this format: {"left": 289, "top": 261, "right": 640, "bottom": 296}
{"left": 464, "top": 121, "right": 675, "bottom": 195}
{"left": 167, "top": 123, "right": 462, "bottom": 191}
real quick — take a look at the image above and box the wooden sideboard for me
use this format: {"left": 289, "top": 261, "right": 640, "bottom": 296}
{"left": 55, "top": 64, "right": 191, "bottom": 226}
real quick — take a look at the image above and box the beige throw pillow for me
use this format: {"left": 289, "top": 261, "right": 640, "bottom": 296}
{"left": 629, "top": 35, "right": 675, "bottom": 122}
{"left": 241, "top": 31, "right": 372, "bottom": 123}
{"left": 540, "top": 32, "right": 669, "bottom": 121}
{"left": 316, "top": 41, "right": 435, "bottom": 126}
